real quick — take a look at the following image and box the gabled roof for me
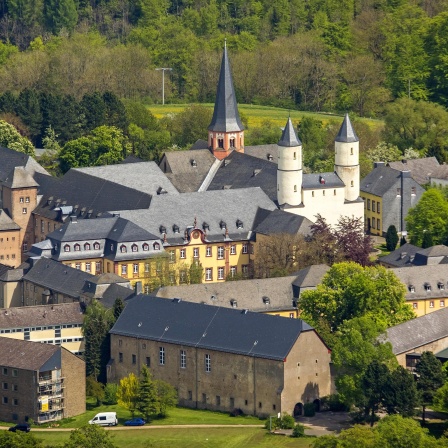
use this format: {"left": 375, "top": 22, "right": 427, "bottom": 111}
{"left": 360, "top": 165, "right": 403, "bottom": 197}
{"left": 430, "top": 164, "right": 448, "bottom": 182}
{"left": 0, "top": 146, "right": 48, "bottom": 184}
{"left": 278, "top": 117, "right": 301, "bottom": 147}
{"left": 245, "top": 144, "right": 278, "bottom": 163}
{"left": 384, "top": 307, "right": 448, "bottom": 355}
{"left": 0, "top": 336, "right": 60, "bottom": 370}
{"left": 155, "top": 275, "right": 297, "bottom": 313}
{"left": 3, "top": 166, "right": 39, "bottom": 189}
{"left": 379, "top": 243, "right": 420, "bottom": 268}
{"left": 292, "top": 264, "right": 330, "bottom": 289}
{"left": 254, "top": 209, "right": 312, "bottom": 235}
{"left": 0, "top": 209, "right": 20, "bottom": 231}
{"left": 207, "top": 151, "right": 278, "bottom": 200}
{"left": 415, "top": 245, "right": 448, "bottom": 258}
{"left": 335, "top": 114, "right": 358, "bottom": 143}
{"left": 388, "top": 157, "right": 439, "bottom": 185}
{"left": 208, "top": 45, "right": 244, "bottom": 133}
{"left": 111, "top": 295, "right": 313, "bottom": 361}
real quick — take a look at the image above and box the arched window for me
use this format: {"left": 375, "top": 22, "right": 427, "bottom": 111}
{"left": 142, "top": 243, "right": 149, "bottom": 251}
{"left": 64, "top": 244, "right": 70, "bottom": 252}
{"left": 84, "top": 243, "right": 90, "bottom": 251}
{"left": 93, "top": 242, "right": 100, "bottom": 250}
{"left": 74, "top": 244, "right": 80, "bottom": 251}
{"left": 120, "top": 245, "right": 127, "bottom": 253}
{"left": 131, "top": 244, "right": 138, "bottom": 252}
{"left": 153, "top": 242, "right": 160, "bottom": 250}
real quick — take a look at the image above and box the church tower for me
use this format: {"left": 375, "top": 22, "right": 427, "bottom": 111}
{"left": 277, "top": 117, "right": 302, "bottom": 206}
{"left": 208, "top": 42, "right": 244, "bottom": 160}
{"left": 334, "top": 114, "right": 360, "bottom": 202}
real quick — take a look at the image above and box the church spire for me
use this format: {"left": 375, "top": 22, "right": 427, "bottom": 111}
{"left": 278, "top": 117, "right": 301, "bottom": 147}
{"left": 208, "top": 43, "right": 245, "bottom": 159}
{"left": 335, "top": 113, "right": 358, "bottom": 143}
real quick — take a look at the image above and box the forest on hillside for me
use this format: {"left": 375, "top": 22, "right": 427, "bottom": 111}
{"left": 0, "top": 0, "right": 447, "bottom": 117}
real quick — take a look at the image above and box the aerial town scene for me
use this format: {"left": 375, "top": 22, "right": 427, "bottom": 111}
{"left": 0, "top": 1, "right": 448, "bottom": 446}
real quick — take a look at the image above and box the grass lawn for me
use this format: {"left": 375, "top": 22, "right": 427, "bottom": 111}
{"left": 34, "top": 427, "right": 315, "bottom": 448}
{"left": 148, "top": 103, "right": 384, "bottom": 131}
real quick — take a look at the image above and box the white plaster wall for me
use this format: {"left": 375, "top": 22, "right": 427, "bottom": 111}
{"left": 277, "top": 170, "right": 302, "bottom": 206}
{"left": 278, "top": 145, "right": 302, "bottom": 171}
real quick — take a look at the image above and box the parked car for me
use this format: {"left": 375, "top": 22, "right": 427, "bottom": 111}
{"left": 9, "top": 423, "right": 31, "bottom": 432}
{"left": 88, "top": 412, "right": 118, "bottom": 426}
{"left": 124, "top": 418, "right": 146, "bottom": 426}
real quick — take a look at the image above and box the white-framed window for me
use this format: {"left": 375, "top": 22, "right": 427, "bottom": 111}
{"left": 41, "top": 220, "right": 44, "bottom": 232}
{"left": 217, "top": 246, "right": 224, "bottom": 259}
{"left": 120, "top": 245, "right": 127, "bottom": 253}
{"left": 169, "top": 251, "right": 175, "bottom": 262}
{"left": 84, "top": 243, "right": 90, "bottom": 250}
{"left": 22, "top": 207, "right": 27, "bottom": 214}
{"left": 413, "top": 302, "right": 418, "bottom": 309}
{"left": 242, "top": 265, "right": 249, "bottom": 277}
{"left": 206, "top": 246, "right": 212, "bottom": 257}
{"left": 230, "top": 245, "right": 236, "bottom": 255}
{"left": 121, "top": 265, "right": 127, "bottom": 275}
{"left": 85, "top": 263, "right": 91, "bottom": 273}
{"left": 75, "top": 263, "right": 81, "bottom": 270}
{"left": 143, "top": 243, "right": 149, "bottom": 251}
{"left": 64, "top": 245, "right": 70, "bottom": 252}
{"left": 95, "top": 262, "right": 101, "bottom": 273}
{"left": 180, "top": 350, "right": 186, "bottom": 369}
{"left": 180, "top": 271, "right": 187, "bottom": 283}
{"left": 372, "top": 201, "right": 376, "bottom": 212}
{"left": 441, "top": 300, "right": 445, "bottom": 307}
{"left": 159, "top": 347, "right": 165, "bottom": 365}
{"left": 205, "top": 354, "right": 211, "bottom": 372}
{"left": 19, "top": 197, "right": 24, "bottom": 203}
{"left": 74, "top": 244, "right": 80, "bottom": 251}
{"left": 94, "top": 242, "right": 100, "bottom": 250}
{"left": 205, "top": 268, "right": 212, "bottom": 281}
{"left": 218, "top": 267, "right": 224, "bottom": 280}
{"left": 133, "top": 264, "right": 138, "bottom": 274}
{"left": 180, "top": 249, "right": 186, "bottom": 259}
{"left": 430, "top": 301, "right": 434, "bottom": 308}
{"left": 132, "top": 244, "right": 138, "bottom": 252}
{"left": 145, "top": 263, "right": 150, "bottom": 273}
{"left": 230, "top": 266, "right": 237, "bottom": 277}
{"left": 153, "top": 242, "right": 160, "bottom": 250}
{"left": 193, "top": 248, "right": 199, "bottom": 258}
{"left": 242, "top": 243, "right": 248, "bottom": 254}
{"left": 25, "top": 197, "right": 30, "bottom": 203}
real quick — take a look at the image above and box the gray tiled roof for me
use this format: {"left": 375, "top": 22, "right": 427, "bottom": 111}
{"left": 360, "top": 165, "right": 402, "bottom": 197}
{"left": 278, "top": 117, "right": 301, "bottom": 147}
{"left": 245, "top": 144, "right": 278, "bottom": 163}
{"left": 114, "top": 188, "right": 276, "bottom": 241}
{"left": 388, "top": 157, "right": 439, "bottom": 185}
{"left": 384, "top": 307, "right": 448, "bottom": 355}
{"left": 207, "top": 151, "right": 278, "bottom": 200}
{"left": 254, "top": 209, "right": 312, "bottom": 235}
{"left": 3, "top": 166, "right": 39, "bottom": 189}
{"left": 379, "top": 243, "right": 420, "bottom": 268}
{"left": 302, "top": 172, "right": 345, "bottom": 189}
{"left": 74, "top": 161, "right": 179, "bottom": 196}
{"left": 291, "top": 264, "right": 330, "bottom": 289}
{"left": 156, "top": 275, "right": 297, "bottom": 313}
{"left": 0, "top": 303, "right": 84, "bottom": 329}
{"left": 111, "top": 295, "right": 314, "bottom": 361}
{"left": 430, "top": 164, "right": 448, "bottom": 181}
{"left": 0, "top": 337, "right": 61, "bottom": 370}
{"left": 335, "top": 114, "right": 358, "bottom": 143}
{"left": 0, "top": 146, "right": 48, "bottom": 184}
{"left": 208, "top": 46, "right": 244, "bottom": 133}
{"left": 0, "top": 209, "right": 20, "bottom": 231}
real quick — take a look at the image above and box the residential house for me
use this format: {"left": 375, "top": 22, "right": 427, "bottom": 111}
{"left": 108, "top": 295, "right": 333, "bottom": 417}
{"left": 0, "top": 337, "right": 85, "bottom": 424}
{"left": 380, "top": 244, "right": 448, "bottom": 269}
{"left": 388, "top": 157, "right": 439, "bottom": 186}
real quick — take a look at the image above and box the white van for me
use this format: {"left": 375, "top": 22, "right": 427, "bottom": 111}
{"left": 88, "top": 412, "right": 118, "bottom": 426}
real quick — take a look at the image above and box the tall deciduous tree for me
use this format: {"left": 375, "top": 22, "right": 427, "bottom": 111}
{"left": 383, "top": 366, "right": 418, "bottom": 417}
{"left": 0, "top": 120, "right": 34, "bottom": 155}
{"left": 155, "top": 379, "right": 178, "bottom": 416}
{"left": 117, "top": 373, "right": 140, "bottom": 417}
{"left": 63, "top": 424, "right": 117, "bottom": 448}
{"left": 362, "top": 360, "right": 390, "bottom": 426}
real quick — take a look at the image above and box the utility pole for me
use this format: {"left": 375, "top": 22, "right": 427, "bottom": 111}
{"left": 155, "top": 68, "right": 172, "bottom": 105}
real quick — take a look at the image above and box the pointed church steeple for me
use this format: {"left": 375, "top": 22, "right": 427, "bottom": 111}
{"left": 208, "top": 42, "right": 244, "bottom": 160}
{"left": 278, "top": 117, "right": 301, "bottom": 147}
{"left": 335, "top": 113, "right": 359, "bottom": 143}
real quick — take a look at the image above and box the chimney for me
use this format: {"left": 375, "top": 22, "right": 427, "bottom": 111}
{"left": 69, "top": 215, "right": 77, "bottom": 223}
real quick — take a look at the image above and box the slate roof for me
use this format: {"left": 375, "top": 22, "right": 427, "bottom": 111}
{"left": 0, "top": 267, "right": 23, "bottom": 281}
{"left": 254, "top": 209, "right": 313, "bottom": 236}
{"left": 335, "top": 114, "right": 358, "bottom": 143}
{"left": 291, "top": 264, "right": 330, "bottom": 289}
{"left": 388, "top": 157, "right": 439, "bottom": 185}
{"left": 360, "top": 165, "right": 402, "bottom": 197}
{"left": 0, "top": 146, "right": 48, "bottom": 184}
{"left": 302, "top": 172, "right": 345, "bottom": 189}
{"left": 100, "top": 283, "right": 135, "bottom": 308}
{"left": 190, "top": 139, "right": 209, "bottom": 150}
{"left": 0, "top": 303, "right": 84, "bottom": 329}
{"left": 74, "top": 162, "right": 179, "bottom": 196}
{"left": 0, "top": 337, "right": 61, "bottom": 370}
{"left": 379, "top": 243, "right": 421, "bottom": 268}
{"left": 208, "top": 45, "right": 244, "bottom": 133}
{"left": 207, "top": 151, "right": 278, "bottom": 201}
{"left": 413, "top": 245, "right": 448, "bottom": 265}
{"left": 0, "top": 263, "right": 12, "bottom": 279}
{"left": 278, "top": 117, "right": 301, "bottom": 147}
{"left": 384, "top": 307, "right": 448, "bottom": 355}
{"left": 111, "top": 294, "right": 314, "bottom": 361}
{"left": 0, "top": 209, "right": 20, "bottom": 231}
{"left": 3, "top": 166, "right": 39, "bottom": 189}
{"left": 156, "top": 275, "right": 297, "bottom": 313}
{"left": 114, "top": 188, "right": 276, "bottom": 243}
{"left": 244, "top": 144, "right": 278, "bottom": 163}
{"left": 430, "top": 164, "right": 448, "bottom": 182}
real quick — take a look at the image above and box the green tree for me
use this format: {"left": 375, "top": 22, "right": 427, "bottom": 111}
{"left": 136, "top": 366, "right": 159, "bottom": 420}
{"left": 154, "top": 379, "right": 178, "bottom": 416}
{"left": 81, "top": 300, "right": 114, "bottom": 382}
{"left": 362, "top": 360, "right": 390, "bottom": 426}
{"left": 15, "top": 88, "right": 42, "bottom": 142}
{"left": 415, "top": 351, "right": 445, "bottom": 423}
{"left": 421, "top": 231, "right": 434, "bottom": 248}
{"left": 385, "top": 225, "right": 399, "bottom": 252}
{"left": 63, "top": 424, "right": 117, "bottom": 448}
{"left": 406, "top": 189, "right": 448, "bottom": 246}
{"left": 383, "top": 366, "right": 418, "bottom": 417}
{"left": 0, "top": 120, "right": 34, "bottom": 156}
{"left": 103, "top": 383, "right": 119, "bottom": 405}
{"left": 366, "top": 142, "right": 402, "bottom": 164}
{"left": 86, "top": 375, "right": 105, "bottom": 406}
{"left": 0, "top": 431, "right": 43, "bottom": 448}
{"left": 117, "top": 373, "right": 140, "bottom": 417}
{"left": 112, "top": 298, "right": 125, "bottom": 321}
{"left": 44, "top": 0, "right": 78, "bottom": 34}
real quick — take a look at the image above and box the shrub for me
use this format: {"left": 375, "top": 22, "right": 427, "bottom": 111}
{"left": 291, "top": 423, "right": 305, "bottom": 438}
{"left": 304, "top": 403, "right": 315, "bottom": 417}
{"left": 104, "top": 383, "right": 118, "bottom": 405}
{"left": 321, "top": 394, "right": 350, "bottom": 412}
{"left": 280, "top": 413, "right": 295, "bottom": 429}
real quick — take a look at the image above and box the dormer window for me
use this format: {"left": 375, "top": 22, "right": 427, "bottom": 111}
{"left": 84, "top": 243, "right": 90, "bottom": 250}
{"left": 267, "top": 154, "right": 273, "bottom": 161}
{"left": 160, "top": 225, "right": 166, "bottom": 234}
{"left": 153, "top": 242, "right": 160, "bottom": 250}
{"left": 131, "top": 244, "right": 138, "bottom": 252}
{"left": 143, "top": 243, "right": 149, "bottom": 251}
{"left": 409, "top": 285, "right": 415, "bottom": 293}
{"left": 93, "top": 242, "right": 100, "bottom": 250}
{"left": 230, "top": 299, "right": 237, "bottom": 308}
{"left": 64, "top": 245, "right": 70, "bottom": 252}
{"left": 74, "top": 244, "right": 80, "bottom": 251}
{"left": 319, "top": 176, "right": 325, "bottom": 184}
{"left": 425, "top": 283, "right": 431, "bottom": 292}
{"left": 438, "top": 282, "right": 445, "bottom": 290}
{"left": 203, "top": 222, "right": 210, "bottom": 231}
{"left": 220, "top": 221, "right": 226, "bottom": 230}
{"left": 157, "top": 187, "right": 167, "bottom": 195}
{"left": 262, "top": 296, "right": 270, "bottom": 305}
{"left": 173, "top": 225, "right": 180, "bottom": 233}
{"left": 191, "top": 159, "right": 197, "bottom": 167}
{"left": 120, "top": 245, "right": 127, "bottom": 253}
{"left": 236, "top": 219, "right": 243, "bottom": 229}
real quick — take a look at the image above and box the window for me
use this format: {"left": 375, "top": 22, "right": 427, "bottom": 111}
{"left": 350, "top": 147, "right": 353, "bottom": 155}
{"left": 377, "top": 220, "right": 380, "bottom": 230}
{"left": 429, "top": 301, "right": 434, "bottom": 308}
{"left": 293, "top": 152, "right": 296, "bottom": 160}
{"left": 218, "top": 267, "right": 225, "bottom": 280}
{"left": 230, "top": 266, "right": 237, "bottom": 277}
{"left": 409, "top": 285, "right": 415, "bottom": 293}
{"left": 19, "top": 197, "right": 24, "bottom": 203}
{"left": 25, "top": 197, "right": 30, "bottom": 203}
{"left": 372, "top": 217, "right": 376, "bottom": 228}
{"left": 85, "top": 263, "right": 91, "bottom": 273}
{"left": 230, "top": 245, "right": 236, "bottom": 255}
{"left": 218, "top": 138, "right": 224, "bottom": 148}
{"left": 169, "top": 251, "right": 175, "bottom": 263}
{"left": 13, "top": 399, "right": 18, "bottom": 406}
{"left": 188, "top": 391, "right": 193, "bottom": 400}
{"left": 95, "top": 262, "right": 101, "bottom": 274}
{"left": 22, "top": 207, "right": 27, "bottom": 214}
{"left": 13, "top": 385, "right": 18, "bottom": 391}
{"left": 397, "top": 188, "right": 401, "bottom": 196}
{"left": 377, "top": 203, "right": 381, "bottom": 214}
{"left": 2, "top": 382, "right": 7, "bottom": 390}
{"left": 2, "top": 368, "right": 6, "bottom": 375}
{"left": 131, "top": 244, "right": 138, "bottom": 252}
{"left": 205, "top": 354, "right": 211, "bottom": 372}
{"left": 48, "top": 222, "right": 51, "bottom": 232}
{"left": 294, "top": 185, "right": 297, "bottom": 192}
{"left": 425, "top": 284, "right": 431, "bottom": 292}
{"left": 2, "top": 397, "right": 8, "bottom": 404}
{"left": 290, "top": 313, "right": 294, "bottom": 318}
{"left": 216, "top": 396, "right": 221, "bottom": 406}
{"left": 73, "top": 244, "right": 80, "bottom": 252}
{"left": 206, "top": 247, "right": 212, "bottom": 257}
{"left": 258, "top": 402, "right": 262, "bottom": 409}
{"left": 41, "top": 220, "right": 44, "bottom": 232}
{"left": 367, "top": 199, "right": 371, "bottom": 210}
{"left": 242, "top": 243, "right": 248, "bottom": 254}
{"left": 132, "top": 354, "right": 136, "bottom": 364}
{"left": 146, "top": 357, "right": 150, "bottom": 367}
{"left": 145, "top": 263, "right": 150, "bottom": 273}
{"left": 121, "top": 265, "right": 127, "bottom": 275}
{"left": 119, "top": 339, "right": 122, "bottom": 346}
{"left": 242, "top": 265, "right": 249, "bottom": 277}
{"left": 180, "top": 249, "right": 186, "bottom": 259}
{"left": 12, "top": 370, "right": 17, "bottom": 378}
{"left": 202, "top": 393, "right": 207, "bottom": 403}
{"left": 411, "top": 187, "right": 416, "bottom": 195}
{"left": 133, "top": 264, "right": 139, "bottom": 274}
{"left": 180, "top": 350, "right": 186, "bottom": 369}
{"left": 143, "top": 243, "right": 149, "bottom": 251}
{"left": 205, "top": 268, "right": 212, "bottom": 281}
{"left": 441, "top": 300, "right": 445, "bottom": 307}
{"left": 159, "top": 347, "right": 165, "bottom": 365}
{"left": 94, "top": 242, "right": 100, "bottom": 250}
{"left": 334, "top": 189, "right": 336, "bottom": 196}
{"left": 119, "top": 352, "right": 123, "bottom": 362}
{"left": 153, "top": 242, "right": 160, "bottom": 250}
{"left": 75, "top": 263, "right": 81, "bottom": 270}
{"left": 193, "top": 247, "right": 199, "bottom": 258}
{"left": 312, "top": 191, "right": 314, "bottom": 197}
{"left": 217, "top": 246, "right": 224, "bottom": 259}
{"left": 413, "top": 302, "right": 418, "bottom": 309}
{"left": 120, "top": 245, "right": 127, "bottom": 253}
{"left": 372, "top": 201, "right": 376, "bottom": 212}
{"left": 438, "top": 283, "right": 445, "bottom": 290}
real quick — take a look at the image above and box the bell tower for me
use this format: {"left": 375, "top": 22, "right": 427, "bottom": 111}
{"left": 208, "top": 41, "right": 244, "bottom": 160}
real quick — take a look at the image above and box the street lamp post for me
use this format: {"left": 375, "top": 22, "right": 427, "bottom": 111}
{"left": 155, "top": 67, "right": 172, "bottom": 105}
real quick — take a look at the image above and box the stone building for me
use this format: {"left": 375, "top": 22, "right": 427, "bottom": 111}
{"left": 0, "top": 337, "right": 85, "bottom": 424}
{"left": 108, "top": 295, "right": 332, "bottom": 417}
